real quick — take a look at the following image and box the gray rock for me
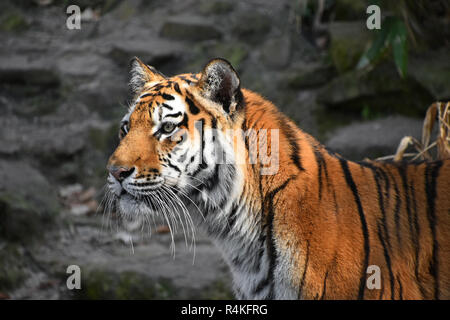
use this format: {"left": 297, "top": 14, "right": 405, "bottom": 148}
{"left": 286, "top": 64, "right": 336, "bottom": 89}
{"left": 198, "top": 0, "right": 234, "bottom": 16}
{"left": 28, "top": 216, "right": 233, "bottom": 299}
{"left": 326, "top": 116, "right": 424, "bottom": 161}
{"left": 108, "top": 38, "right": 184, "bottom": 70}
{"left": 232, "top": 11, "right": 271, "bottom": 44}
{"left": 409, "top": 50, "right": 450, "bottom": 101}
{"left": 261, "top": 36, "right": 291, "bottom": 69}
{"left": 160, "top": 16, "right": 222, "bottom": 41}
{"left": 0, "top": 55, "right": 59, "bottom": 87}
{"left": 317, "top": 63, "right": 433, "bottom": 117}
{"left": 56, "top": 52, "right": 112, "bottom": 78}
{"left": 0, "top": 160, "right": 59, "bottom": 242}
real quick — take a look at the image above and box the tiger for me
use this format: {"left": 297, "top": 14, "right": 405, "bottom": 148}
{"left": 106, "top": 57, "right": 450, "bottom": 300}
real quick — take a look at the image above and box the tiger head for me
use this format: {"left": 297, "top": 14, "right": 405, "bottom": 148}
{"left": 107, "top": 57, "right": 245, "bottom": 218}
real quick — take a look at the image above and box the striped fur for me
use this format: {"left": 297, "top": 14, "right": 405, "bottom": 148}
{"left": 107, "top": 58, "right": 450, "bottom": 300}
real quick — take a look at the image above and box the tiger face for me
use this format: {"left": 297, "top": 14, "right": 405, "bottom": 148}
{"left": 107, "top": 57, "right": 244, "bottom": 218}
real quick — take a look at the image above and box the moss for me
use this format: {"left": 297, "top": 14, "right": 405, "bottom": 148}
{"left": 200, "top": 279, "right": 234, "bottom": 300}
{"left": 328, "top": 22, "right": 371, "bottom": 73}
{"left": 76, "top": 269, "right": 177, "bottom": 299}
{"left": 0, "top": 11, "right": 28, "bottom": 32}
{"left": 0, "top": 192, "right": 58, "bottom": 243}
{"left": 213, "top": 44, "right": 248, "bottom": 71}
{"left": 0, "top": 244, "right": 27, "bottom": 291}
{"left": 186, "top": 42, "right": 248, "bottom": 74}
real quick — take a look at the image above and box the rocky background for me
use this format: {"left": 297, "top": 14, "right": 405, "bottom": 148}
{"left": 0, "top": 0, "right": 448, "bottom": 299}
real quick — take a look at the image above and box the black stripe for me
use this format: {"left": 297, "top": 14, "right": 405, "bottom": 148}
{"left": 376, "top": 223, "right": 395, "bottom": 299}
{"left": 185, "top": 96, "right": 200, "bottom": 115}
{"left": 339, "top": 159, "right": 370, "bottom": 300}
{"left": 320, "top": 271, "right": 328, "bottom": 300}
{"left": 179, "top": 113, "right": 188, "bottom": 128}
{"left": 371, "top": 166, "right": 392, "bottom": 249}
{"left": 425, "top": 161, "right": 443, "bottom": 299}
{"left": 179, "top": 75, "right": 192, "bottom": 84}
{"left": 410, "top": 182, "right": 426, "bottom": 298}
{"left": 368, "top": 164, "right": 395, "bottom": 299}
{"left": 254, "top": 176, "right": 295, "bottom": 298}
{"left": 298, "top": 241, "right": 310, "bottom": 298}
{"left": 191, "top": 118, "right": 206, "bottom": 177}
{"left": 166, "top": 160, "right": 181, "bottom": 173}
{"left": 226, "top": 203, "right": 239, "bottom": 233}
{"left": 173, "top": 82, "right": 181, "bottom": 94}
{"left": 162, "top": 93, "right": 174, "bottom": 100}
{"left": 139, "top": 93, "right": 153, "bottom": 99}
{"left": 161, "top": 103, "right": 173, "bottom": 110}
{"left": 387, "top": 170, "right": 402, "bottom": 246}
{"left": 164, "top": 112, "right": 182, "bottom": 118}
{"left": 278, "top": 117, "right": 304, "bottom": 171}
{"left": 314, "top": 148, "right": 324, "bottom": 200}
{"left": 398, "top": 167, "right": 418, "bottom": 252}
{"left": 397, "top": 276, "right": 403, "bottom": 300}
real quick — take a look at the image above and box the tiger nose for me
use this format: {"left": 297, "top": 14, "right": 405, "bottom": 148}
{"left": 107, "top": 166, "right": 135, "bottom": 183}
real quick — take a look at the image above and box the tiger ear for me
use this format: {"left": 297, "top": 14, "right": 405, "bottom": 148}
{"left": 197, "top": 58, "right": 243, "bottom": 114}
{"left": 130, "top": 57, "right": 166, "bottom": 92}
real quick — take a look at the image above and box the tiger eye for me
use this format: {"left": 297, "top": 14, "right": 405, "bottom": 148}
{"left": 162, "top": 122, "right": 176, "bottom": 134}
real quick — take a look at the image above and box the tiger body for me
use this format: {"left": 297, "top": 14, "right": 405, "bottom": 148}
{"left": 107, "top": 57, "right": 450, "bottom": 299}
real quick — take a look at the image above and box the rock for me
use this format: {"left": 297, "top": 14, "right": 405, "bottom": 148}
{"left": 0, "top": 55, "right": 59, "bottom": 87}
{"left": 160, "top": 16, "right": 222, "bottom": 41}
{"left": 108, "top": 38, "right": 184, "bottom": 74}
{"left": 198, "top": 0, "right": 234, "bottom": 15}
{"left": 56, "top": 52, "right": 112, "bottom": 78}
{"left": 69, "top": 74, "right": 128, "bottom": 120}
{"left": 0, "top": 10, "right": 28, "bottom": 32}
{"left": 261, "top": 36, "right": 291, "bottom": 69}
{"left": 33, "top": 219, "right": 233, "bottom": 299}
{"left": 286, "top": 64, "right": 336, "bottom": 89}
{"left": 326, "top": 116, "right": 424, "bottom": 160}
{"left": 232, "top": 11, "right": 271, "bottom": 44}
{"left": 333, "top": 0, "right": 367, "bottom": 21}
{"left": 328, "top": 21, "right": 371, "bottom": 73}
{"left": 0, "top": 160, "right": 59, "bottom": 242}
{"left": 0, "top": 117, "right": 87, "bottom": 159}
{"left": 186, "top": 42, "right": 248, "bottom": 73}
{"left": 409, "top": 49, "right": 450, "bottom": 101}
{"left": 316, "top": 63, "right": 434, "bottom": 117}
{"left": 281, "top": 90, "right": 321, "bottom": 138}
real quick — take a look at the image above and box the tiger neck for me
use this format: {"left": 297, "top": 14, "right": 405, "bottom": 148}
{"left": 195, "top": 89, "right": 329, "bottom": 299}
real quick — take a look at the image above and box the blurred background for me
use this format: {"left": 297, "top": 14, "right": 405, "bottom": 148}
{"left": 0, "top": 0, "right": 448, "bottom": 299}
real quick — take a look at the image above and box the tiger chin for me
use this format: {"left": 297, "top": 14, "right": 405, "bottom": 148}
{"left": 106, "top": 57, "right": 450, "bottom": 300}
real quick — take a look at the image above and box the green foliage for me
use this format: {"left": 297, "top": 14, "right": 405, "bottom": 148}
{"left": 357, "top": 17, "right": 408, "bottom": 78}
